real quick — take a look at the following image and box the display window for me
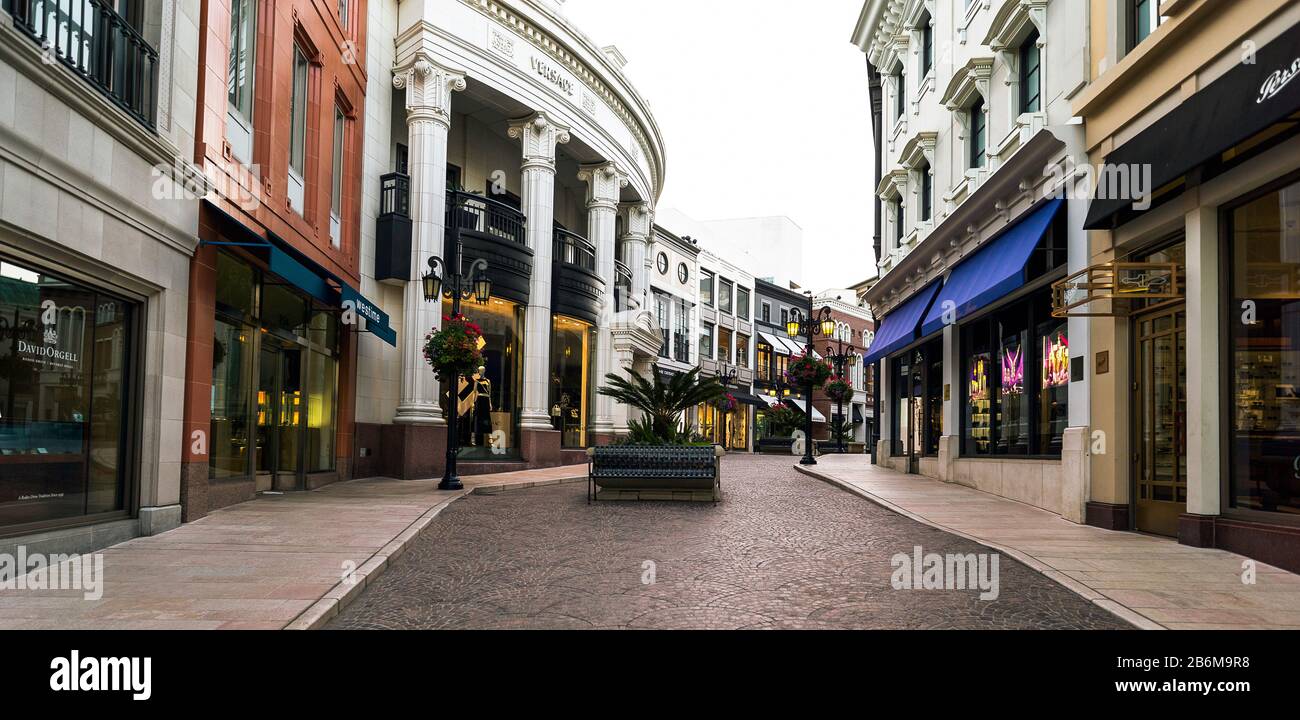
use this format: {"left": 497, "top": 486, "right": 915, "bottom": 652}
{"left": 550, "top": 315, "right": 595, "bottom": 448}
{"left": 0, "top": 256, "right": 134, "bottom": 531}
{"left": 1228, "top": 176, "right": 1300, "bottom": 515}
{"left": 437, "top": 297, "right": 523, "bottom": 459}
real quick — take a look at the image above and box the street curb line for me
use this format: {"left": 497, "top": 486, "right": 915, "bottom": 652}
{"left": 283, "top": 474, "right": 587, "bottom": 630}
{"left": 793, "top": 464, "right": 1166, "bottom": 631}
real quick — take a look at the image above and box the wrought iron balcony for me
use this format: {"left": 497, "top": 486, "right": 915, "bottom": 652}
{"left": 447, "top": 190, "right": 526, "bottom": 246}
{"left": 553, "top": 228, "right": 595, "bottom": 271}
{"left": 4, "top": 0, "right": 159, "bottom": 129}
{"left": 614, "top": 259, "right": 632, "bottom": 312}
{"left": 374, "top": 172, "right": 412, "bottom": 283}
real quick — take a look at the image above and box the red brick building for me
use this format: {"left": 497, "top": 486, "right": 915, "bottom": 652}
{"left": 180, "top": 0, "right": 389, "bottom": 520}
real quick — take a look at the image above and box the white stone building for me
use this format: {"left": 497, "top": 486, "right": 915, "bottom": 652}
{"left": 0, "top": 0, "right": 202, "bottom": 554}
{"left": 853, "top": 0, "right": 1093, "bottom": 522}
{"left": 355, "top": 0, "right": 665, "bottom": 478}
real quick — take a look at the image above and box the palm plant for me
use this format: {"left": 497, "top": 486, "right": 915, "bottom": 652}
{"left": 598, "top": 366, "right": 724, "bottom": 443}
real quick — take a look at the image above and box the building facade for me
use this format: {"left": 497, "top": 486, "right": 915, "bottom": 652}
{"left": 853, "top": 0, "right": 1093, "bottom": 521}
{"left": 811, "top": 293, "right": 876, "bottom": 449}
{"left": 1068, "top": 0, "right": 1300, "bottom": 571}
{"left": 354, "top": 0, "right": 665, "bottom": 479}
{"left": 179, "top": 0, "right": 379, "bottom": 521}
{"left": 694, "top": 248, "right": 759, "bottom": 450}
{"left": 0, "top": 0, "right": 202, "bottom": 554}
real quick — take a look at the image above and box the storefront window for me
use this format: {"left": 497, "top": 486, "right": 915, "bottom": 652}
{"left": 736, "top": 333, "right": 750, "bottom": 368}
{"left": 0, "top": 258, "right": 133, "bottom": 529}
{"left": 961, "top": 287, "right": 1066, "bottom": 456}
{"left": 756, "top": 341, "right": 772, "bottom": 382}
{"left": 718, "top": 327, "right": 732, "bottom": 365}
{"left": 551, "top": 315, "right": 594, "bottom": 448}
{"left": 441, "top": 297, "right": 524, "bottom": 459}
{"left": 1228, "top": 178, "right": 1300, "bottom": 515}
{"left": 305, "top": 349, "right": 336, "bottom": 472}
{"left": 927, "top": 348, "right": 942, "bottom": 454}
{"left": 212, "top": 318, "right": 254, "bottom": 478}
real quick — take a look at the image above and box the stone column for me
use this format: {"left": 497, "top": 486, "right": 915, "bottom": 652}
{"left": 1183, "top": 202, "right": 1221, "bottom": 545}
{"left": 619, "top": 202, "right": 653, "bottom": 311}
{"left": 509, "top": 112, "right": 571, "bottom": 466}
{"left": 580, "top": 162, "right": 628, "bottom": 443}
{"left": 393, "top": 56, "right": 464, "bottom": 427}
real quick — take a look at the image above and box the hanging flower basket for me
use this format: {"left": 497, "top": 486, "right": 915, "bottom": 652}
{"left": 784, "top": 351, "right": 832, "bottom": 389}
{"left": 423, "top": 314, "right": 484, "bottom": 381}
{"left": 824, "top": 376, "right": 853, "bottom": 403}
{"left": 713, "top": 392, "right": 739, "bottom": 413}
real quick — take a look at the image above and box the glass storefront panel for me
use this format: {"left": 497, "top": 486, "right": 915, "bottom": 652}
{"left": 0, "top": 257, "right": 132, "bottom": 529}
{"left": 305, "top": 349, "right": 336, "bottom": 472}
{"left": 1229, "top": 178, "right": 1300, "bottom": 515}
{"left": 996, "top": 319, "right": 1030, "bottom": 455}
{"left": 211, "top": 318, "right": 254, "bottom": 478}
{"left": 550, "top": 315, "right": 594, "bottom": 448}
{"left": 441, "top": 297, "right": 524, "bottom": 459}
{"left": 1037, "top": 320, "right": 1069, "bottom": 455}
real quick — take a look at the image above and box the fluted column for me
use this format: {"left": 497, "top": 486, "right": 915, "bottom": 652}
{"left": 618, "top": 202, "right": 653, "bottom": 311}
{"left": 393, "top": 56, "right": 465, "bottom": 425}
{"left": 508, "top": 112, "right": 571, "bottom": 430}
{"left": 580, "top": 162, "right": 629, "bottom": 438}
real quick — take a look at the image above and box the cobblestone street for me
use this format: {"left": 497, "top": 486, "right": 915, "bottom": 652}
{"left": 329, "top": 455, "right": 1130, "bottom": 629}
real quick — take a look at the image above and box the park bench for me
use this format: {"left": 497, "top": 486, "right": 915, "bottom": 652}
{"left": 587, "top": 445, "right": 723, "bottom": 503}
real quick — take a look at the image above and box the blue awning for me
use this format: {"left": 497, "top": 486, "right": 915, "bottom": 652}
{"left": 863, "top": 280, "right": 942, "bottom": 366}
{"left": 919, "top": 198, "right": 1062, "bottom": 337}
{"left": 201, "top": 202, "right": 397, "bottom": 347}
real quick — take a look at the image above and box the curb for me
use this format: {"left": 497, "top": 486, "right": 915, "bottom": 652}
{"left": 284, "top": 474, "right": 586, "bottom": 630}
{"left": 793, "top": 464, "right": 1165, "bottom": 631}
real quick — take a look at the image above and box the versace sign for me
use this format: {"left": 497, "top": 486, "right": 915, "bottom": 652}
{"left": 530, "top": 57, "right": 575, "bottom": 97}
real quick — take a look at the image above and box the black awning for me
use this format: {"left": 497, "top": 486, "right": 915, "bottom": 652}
{"left": 729, "top": 390, "right": 767, "bottom": 407}
{"left": 1084, "top": 21, "right": 1300, "bottom": 230}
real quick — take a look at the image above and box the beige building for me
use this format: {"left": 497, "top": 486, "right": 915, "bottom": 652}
{"left": 1066, "top": 0, "right": 1300, "bottom": 572}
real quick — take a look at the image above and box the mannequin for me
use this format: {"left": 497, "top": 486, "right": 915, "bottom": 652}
{"left": 472, "top": 365, "right": 493, "bottom": 447}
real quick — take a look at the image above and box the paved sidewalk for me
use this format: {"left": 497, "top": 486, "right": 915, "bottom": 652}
{"left": 0, "top": 464, "right": 586, "bottom": 630}
{"left": 802, "top": 456, "right": 1300, "bottom": 629}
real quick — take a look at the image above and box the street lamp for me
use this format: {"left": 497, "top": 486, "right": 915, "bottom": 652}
{"left": 422, "top": 232, "right": 492, "bottom": 491}
{"left": 716, "top": 362, "right": 738, "bottom": 449}
{"left": 823, "top": 331, "right": 858, "bottom": 454}
{"left": 787, "top": 292, "right": 834, "bottom": 466}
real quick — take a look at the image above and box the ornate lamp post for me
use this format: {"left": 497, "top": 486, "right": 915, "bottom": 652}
{"left": 823, "top": 332, "right": 858, "bottom": 454}
{"left": 716, "top": 362, "right": 738, "bottom": 448}
{"left": 786, "top": 293, "right": 835, "bottom": 466}
{"left": 422, "top": 233, "right": 492, "bottom": 491}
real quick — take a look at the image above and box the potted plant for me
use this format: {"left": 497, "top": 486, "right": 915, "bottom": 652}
{"left": 785, "top": 351, "right": 832, "bottom": 390}
{"left": 423, "top": 314, "right": 484, "bottom": 381}
{"left": 597, "top": 366, "right": 724, "bottom": 445}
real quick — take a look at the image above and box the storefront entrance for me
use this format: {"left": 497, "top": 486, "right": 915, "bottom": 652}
{"left": 255, "top": 344, "right": 303, "bottom": 492}
{"left": 1132, "top": 304, "right": 1187, "bottom": 536}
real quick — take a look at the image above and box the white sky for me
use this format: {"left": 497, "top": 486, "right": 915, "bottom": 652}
{"left": 561, "top": 0, "right": 878, "bottom": 291}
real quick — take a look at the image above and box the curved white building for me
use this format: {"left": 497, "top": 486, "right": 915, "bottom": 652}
{"left": 356, "top": 0, "right": 667, "bottom": 478}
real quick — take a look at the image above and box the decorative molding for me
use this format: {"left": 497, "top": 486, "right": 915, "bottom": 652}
{"left": 507, "top": 111, "right": 572, "bottom": 168}
{"left": 618, "top": 202, "right": 653, "bottom": 239}
{"left": 458, "top": 0, "right": 661, "bottom": 198}
{"left": 578, "top": 161, "right": 628, "bottom": 209}
{"left": 983, "top": 0, "right": 1048, "bottom": 51}
{"left": 940, "top": 56, "right": 995, "bottom": 110}
{"left": 899, "top": 131, "right": 937, "bottom": 168}
{"left": 393, "top": 54, "right": 466, "bottom": 126}
{"left": 488, "top": 25, "right": 516, "bottom": 59}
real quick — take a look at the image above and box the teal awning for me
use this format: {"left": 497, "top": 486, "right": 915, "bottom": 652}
{"left": 201, "top": 202, "right": 397, "bottom": 347}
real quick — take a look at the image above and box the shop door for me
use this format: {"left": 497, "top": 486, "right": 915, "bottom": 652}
{"left": 1133, "top": 305, "right": 1187, "bottom": 536}
{"left": 256, "top": 345, "right": 304, "bottom": 491}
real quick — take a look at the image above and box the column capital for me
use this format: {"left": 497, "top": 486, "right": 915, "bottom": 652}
{"left": 579, "top": 162, "right": 628, "bottom": 210}
{"left": 507, "top": 112, "right": 571, "bottom": 170}
{"left": 393, "top": 54, "right": 465, "bottom": 125}
{"left": 618, "top": 202, "right": 653, "bottom": 240}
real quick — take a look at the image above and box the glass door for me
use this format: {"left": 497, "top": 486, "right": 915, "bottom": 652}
{"left": 255, "top": 344, "right": 304, "bottom": 491}
{"left": 1133, "top": 305, "right": 1187, "bottom": 536}
{"left": 255, "top": 346, "right": 277, "bottom": 492}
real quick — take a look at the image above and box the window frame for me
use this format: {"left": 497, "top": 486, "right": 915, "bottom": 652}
{"left": 1019, "top": 30, "right": 1041, "bottom": 114}
{"left": 329, "top": 104, "right": 347, "bottom": 247}
{"left": 225, "top": 0, "right": 258, "bottom": 164}
{"left": 969, "top": 99, "right": 987, "bottom": 169}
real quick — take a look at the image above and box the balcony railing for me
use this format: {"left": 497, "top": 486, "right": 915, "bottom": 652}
{"left": 553, "top": 228, "right": 595, "bottom": 271}
{"left": 447, "top": 190, "right": 526, "bottom": 245}
{"left": 5, "top": 0, "right": 159, "bottom": 129}
{"left": 379, "top": 172, "right": 409, "bottom": 217}
{"left": 614, "top": 259, "right": 632, "bottom": 311}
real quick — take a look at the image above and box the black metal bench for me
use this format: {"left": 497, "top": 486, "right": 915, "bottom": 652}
{"left": 587, "top": 445, "right": 722, "bottom": 503}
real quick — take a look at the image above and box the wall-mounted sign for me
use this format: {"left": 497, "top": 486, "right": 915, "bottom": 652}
{"left": 530, "top": 57, "right": 575, "bottom": 97}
